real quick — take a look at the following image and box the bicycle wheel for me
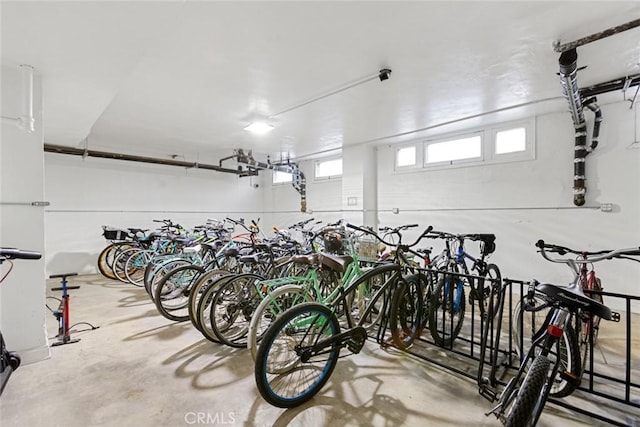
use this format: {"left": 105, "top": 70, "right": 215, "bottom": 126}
{"left": 209, "top": 274, "right": 263, "bottom": 347}
{"left": 154, "top": 265, "right": 204, "bottom": 321}
{"left": 97, "top": 242, "right": 133, "bottom": 280}
{"left": 146, "top": 258, "right": 192, "bottom": 301}
{"left": 124, "top": 250, "right": 153, "bottom": 286}
{"left": 248, "top": 285, "right": 311, "bottom": 361}
{"left": 512, "top": 296, "right": 580, "bottom": 398}
{"left": 111, "top": 247, "right": 140, "bottom": 283}
{"left": 472, "top": 263, "right": 501, "bottom": 319}
{"left": 347, "top": 264, "right": 397, "bottom": 331}
{"left": 188, "top": 269, "right": 230, "bottom": 331}
{"left": 429, "top": 272, "right": 466, "bottom": 347}
{"left": 195, "top": 274, "right": 238, "bottom": 343}
{"left": 389, "top": 273, "right": 424, "bottom": 350}
{"left": 504, "top": 355, "right": 551, "bottom": 427}
{"left": 254, "top": 302, "right": 340, "bottom": 408}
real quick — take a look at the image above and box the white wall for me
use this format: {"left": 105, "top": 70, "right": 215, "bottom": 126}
{"left": 44, "top": 154, "right": 264, "bottom": 275}
{"left": 260, "top": 159, "right": 342, "bottom": 233}
{"left": 0, "top": 66, "right": 50, "bottom": 363}
{"left": 376, "top": 101, "right": 640, "bottom": 310}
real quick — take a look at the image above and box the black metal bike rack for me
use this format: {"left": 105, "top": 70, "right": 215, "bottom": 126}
{"left": 393, "top": 270, "right": 638, "bottom": 426}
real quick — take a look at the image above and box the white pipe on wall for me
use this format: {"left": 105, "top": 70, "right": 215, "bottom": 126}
{"left": 20, "top": 64, "right": 35, "bottom": 133}
{"left": 1, "top": 64, "right": 35, "bottom": 133}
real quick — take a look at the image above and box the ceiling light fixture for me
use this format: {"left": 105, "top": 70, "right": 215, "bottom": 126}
{"left": 244, "top": 68, "right": 392, "bottom": 134}
{"left": 244, "top": 121, "right": 274, "bottom": 135}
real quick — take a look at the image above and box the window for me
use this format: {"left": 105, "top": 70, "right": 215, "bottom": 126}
{"left": 315, "top": 158, "right": 342, "bottom": 179}
{"left": 393, "top": 117, "right": 535, "bottom": 172}
{"left": 272, "top": 170, "right": 292, "bottom": 184}
{"left": 495, "top": 127, "right": 526, "bottom": 154}
{"left": 490, "top": 119, "right": 535, "bottom": 161}
{"left": 425, "top": 134, "right": 482, "bottom": 164}
{"left": 396, "top": 145, "right": 417, "bottom": 168}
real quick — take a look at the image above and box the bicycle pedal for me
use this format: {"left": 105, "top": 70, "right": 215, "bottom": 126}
{"left": 559, "top": 370, "right": 582, "bottom": 386}
{"left": 346, "top": 326, "right": 367, "bottom": 354}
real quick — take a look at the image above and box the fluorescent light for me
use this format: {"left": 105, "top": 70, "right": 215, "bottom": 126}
{"left": 244, "top": 121, "right": 274, "bottom": 135}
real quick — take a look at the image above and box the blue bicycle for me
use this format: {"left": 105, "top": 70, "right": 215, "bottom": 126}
{"left": 427, "top": 232, "right": 501, "bottom": 347}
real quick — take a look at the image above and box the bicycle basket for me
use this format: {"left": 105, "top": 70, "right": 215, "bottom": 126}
{"left": 356, "top": 237, "right": 378, "bottom": 261}
{"left": 102, "top": 226, "right": 129, "bottom": 241}
{"left": 481, "top": 240, "right": 496, "bottom": 256}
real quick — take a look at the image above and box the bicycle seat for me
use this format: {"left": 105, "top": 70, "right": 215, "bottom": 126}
{"left": 224, "top": 248, "right": 239, "bottom": 257}
{"left": 292, "top": 254, "right": 319, "bottom": 266}
{"left": 319, "top": 253, "right": 354, "bottom": 273}
{"left": 536, "top": 282, "right": 612, "bottom": 320}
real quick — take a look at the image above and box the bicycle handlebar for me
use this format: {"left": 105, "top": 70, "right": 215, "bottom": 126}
{"left": 347, "top": 223, "right": 433, "bottom": 249}
{"left": 536, "top": 240, "right": 640, "bottom": 264}
{"left": 0, "top": 248, "right": 42, "bottom": 260}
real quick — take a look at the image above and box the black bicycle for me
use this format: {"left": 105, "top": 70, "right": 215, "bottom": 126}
{"left": 0, "top": 248, "right": 42, "bottom": 396}
{"left": 254, "top": 224, "right": 433, "bottom": 408}
{"left": 487, "top": 241, "right": 637, "bottom": 426}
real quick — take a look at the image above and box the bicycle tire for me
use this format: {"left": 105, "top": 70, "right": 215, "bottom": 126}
{"left": 195, "top": 274, "right": 238, "bottom": 343}
{"left": 473, "top": 263, "right": 501, "bottom": 319}
{"left": 504, "top": 355, "right": 550, "bottom": 427}
{"left": 248, "top": 285, "right": 311, "bottom": 361}
{"left": 111, "top": 247, "right": 141, "bottom": 283}
{"left": 154, "top": 265, "right": 204, "bottom": 321}
{"left": 429, "top": 272, "right": 466, "bottom": 347}
{"left": 146, "top": 258, "right": 192, "bottom": 301}
{"left": 97, "top": 243, "right": 133, "bottom": 280}
{"left": 254, "top": 302, "right": 340, "bottom": 408}
{"left": 124, "top": 250, "right": 152, "bottom": 286}
{"left": 209, "top": 274, "right": 263, "bottom": 347}
{"left": 388, "top": 274, "right": 424, "bottom": 350}
{"left": 188, "top": 269, "right": 231, "bottom": 331}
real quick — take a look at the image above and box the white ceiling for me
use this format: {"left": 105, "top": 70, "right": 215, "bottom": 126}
{"left": 2, "top": 1, "right": 640, "bottom": 163}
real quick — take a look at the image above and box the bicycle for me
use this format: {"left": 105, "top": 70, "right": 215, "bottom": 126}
{"left": 209, "top": 223, "right": 354, "bottom": 349}
{"left": 253, "top": 224, "right": 433, "bottom": 408}
{"left": 0, "top": 248, "right": 42, "bottom": 396}
{"left": 487, "top": 240, "right": 636, "bottom": 427}
{"left": 246, "top": 224, "right": 379, "bottom": 360}
{"left": 511, "top": 241, "right": 615, "bottom": 398}
{"left": 426, "top": 231, "right": 501, "bottom": 347}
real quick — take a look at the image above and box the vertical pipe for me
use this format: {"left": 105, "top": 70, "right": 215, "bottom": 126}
{"left": 19, "top": 64, "right": 35, "bottom": 133}
{"left": 559, "top": 49, "right": 590, "bottom": 206}
{"left": 573, "top": 124, "right": 587, "bottom": 206}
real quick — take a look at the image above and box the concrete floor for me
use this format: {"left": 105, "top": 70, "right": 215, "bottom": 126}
{"left": 1, "top": 274, "right": 637, "bottom": 427}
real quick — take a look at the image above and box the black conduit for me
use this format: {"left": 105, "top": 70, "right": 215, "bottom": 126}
{"left": 584, "top": 97, "right": 602, "bottom": 152}
{"left": 559, "top": 48, "right": 590, "bottom": 206}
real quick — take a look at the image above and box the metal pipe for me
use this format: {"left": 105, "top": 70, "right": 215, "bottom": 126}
{"left": 554, "top": 18, "right": 640, "bottom": 53}
{"left": 1, "top": 65, "right": 35, "bottom": 132}
{"left": 559, "top": 49, "right": 590, "bottom": 206}
{"left": 44, "top": 144, "right": 255, "bottom": 176}
{"left": 559, "top": 49, "right": 584, "bottom": 126}
{"left": 584, "top": 97, "right": 602, "bottom": 153}
{"left": 20, "top": 64, "right": 35, "bottom": 133}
